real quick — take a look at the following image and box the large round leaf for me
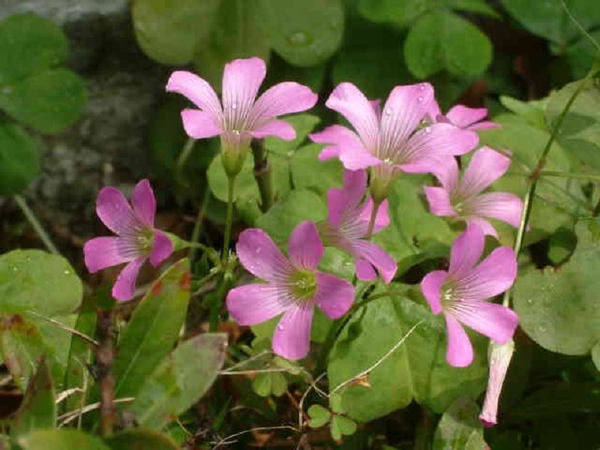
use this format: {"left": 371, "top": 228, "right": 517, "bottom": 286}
{"left": 261, "top": 0, "right": 344, "bottom": 67}
{"left": 0, "top": 249, "right": 82, "bottom": 316}
{"left": 514, "top": 222, "right": 600, "bottom": 356}
{"left": 0, "top": 68, "right": 86, "bottom": 133}
{"left": 0, "top": 118, "right": 39, "bottom": 195}
{"left": 132, "top": 0, "right": 221, "bottom": 65}
{"left": 358, "top": 0, "right": 434, "bottom": 27}
{"left": 0, "top": 13, "right": 67, "bottom": 84}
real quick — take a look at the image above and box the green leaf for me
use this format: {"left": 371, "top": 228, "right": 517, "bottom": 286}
{"left": 307, "top": 404, "right": 331, "bottom": 428}
{"left": 265, "top": 53, "right": 327, "bottom": 93}
{"left": 358, "top": 0, "right": 434, "bottom": 27}
{"left": 264, "top": 114, "right": 321, "bottom": 155}
{"left": 499, "top": 95, "right": 548, "bottom": 129}
{"left": 252, "top": 372, "right": 272, "bottom": 397}
{"left": 547, "top": 227, "right": 577, "bottom": 266}
{"left": 432, "top": 397, "right": 486, "bottom": 450}
{"left": 566, "top": 30, "right": 600, "bottom": 79}
{"left": 130, "top": 333, "right": 227, "bottom": 430}
{"left": 12, "top": 358, "right": 56, "bottom": 436}
{"left": 592, "top": 343, "right": 600, "bottom": 371}
{"left": 132, "top": 0, "right": 221, "bottom": 65}
{"left": 18, "top": 429, "right": 110, "bottom": 450}
{"left": 333, "top": 415, "right": 358, "bottom": 436}
{"left": 0, "top": 13, "right": 67, "bottom": 84}
{"left": 0, "top": 68, "right": 86, "bottom": 134}
{"left": 193, "top": 0, "right": 270, "bottom": 87}
{"left": 290, "top": 144, "right": 343, "bottom": 196}
{"left": 514, "top": 222, "right": 600, "bottom": 356}
{"left": 0, "top": 249, "right": 82, "bottom": 316}
{"left": 329, "top": 392, "right": 344, "bottom": 414}
{"left": 545, "top": 80, "right": 600, "bottom": 170}
{"left": 404, "top": 10, "right": 492, "bottom": 79}
{"left": 506, "top": 383, "right": 600, "bottom": 422}
{"left": 113, "top": 259, "right": 191, "bottom": 399}
{"left": 0, "top": 118, "right": 39, "bottom": 195}
{"left": 445, "top": 0, "right": 500, "bottom": 18}
{"left": 328, "top": 295, "right": 487, "bottom": 422}
{"left": 106, "top": 429, "right": 180, "bottom": 450}
{"left": 261, "top": 0, "right": 344, "bottom": 67}
{"left": 256, "top": 189, "right": 327, "bottom": 245}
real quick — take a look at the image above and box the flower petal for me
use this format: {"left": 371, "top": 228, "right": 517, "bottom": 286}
{"left": 450, "top": 300, "right": 519, "bottom": 344}
{"left": 379, "top": 83, "right": 435, "bottom": 155}
{"left": 131, "top": 179, "right": 156, "bottom": 226}
{"left": 222, "top": 57, "right": 266, "bottom": 129}
{"left": 421, "top": 270, "right": 447, "bottom": 314}
{"left": 445, "top": 314, "right": 474, "bottom": 367}
{"left": 112, "top": 257, "right": 146, "bottom": 301}
{"left": 180, "top": 109, "right": 223, "bottom": 139}
{"left": 226, "top": 283, "right": 290, "bottom": 325}
{"left": 315, "top": 272, "right": 354, "bottom": 319}
{"left": 96, "top": 186, "right": 137, "bottom": 235}
{"left": 448, "top": 222, "right": 485, "bottom": 279}
{"left": 149, "top": 230, "right": 174, "bottom": 267}
{"left": 453, "top": 247, "right": 517, "bottom": 301}
{"left": 327, "top": 169, "right": 367, "bottom": 229}
{"left": 251, "top": 119, "right": 296, "bottom": 140}
{"left": 236, "top": 228, "right": 293, "bottom": 282}
{"left": 467, "top": 192, "right": 523, "bottom": 229}
{"left": 467, "top": 217, "right": 499, "bottom": 238}
{"left": 272, "top": 304, "right": 314, "bottom": 360}
{"left": 445, "top": 105, "right": 488, "bottom": 128}
{"left": 355, "top": 259, "right": 377, "bottom": 281}
{"left": 325, "top": 82, "right": 379, "bottom": 148}
{"left": 288, "top": 221, "right": 323, "bottom": 271}
{"left": 166, "top": 70, "right": 222, "bottom": 119}
{"left": 352, "top": 240, "right": 397, "bottom": 283}
{"left": 311, "top": 125, "right": 379, "bottom": 168}
{"left": 250, "top": 82, "right": 318, "bottom": 128}
{"left": 468, "top": 121, "right": 499, "bottom": 131}
{"left": 424, "top": 186, "right": 456, "bottom": 217}
{"left": 457, "top": 147, "right": 511, "bottom": 197}
{"left": 84, "top": 237, "right": 137, "bottom": 273}
{"left": 480, "top": 339, "right": 515, "bottom": 427}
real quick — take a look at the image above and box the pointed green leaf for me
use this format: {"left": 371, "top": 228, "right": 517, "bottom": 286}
{"left": 130, "top": 333, "right": 227, "bottom": 429}
{"left": 132, "top": 0, "right": 221, "bottom": 65}
{"left": 12, "top": 358, "right": 55, "bottom": 436}
{"left": 0, "top": 249, "right": 82, "bottom": 316}
{"left": 0, "top": 68, "right": 86, "bottom": 134}
{"left": 0, "top": 13, "right": 67, "bottom": 84}
{"left": 106, "top": 429, "right": 179, "bottom": 450}
{"left": 18, "top": 429, "right": 110, "bottom": 450}
{"left": 432, "top": 398, "right": 485, "bottom": 450}
{"left": 261, "top": 0, "right": 344, "bottom": 67}
{"left": 0, "top": 118, "right": 39, "bottom": 195}
{"left": 114, "top": 259, "right": 191, "bottom": 399}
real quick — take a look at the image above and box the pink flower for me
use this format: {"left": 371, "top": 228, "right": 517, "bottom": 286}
{"left": 84, "top": 180, "right": 174, "bottom": 301}
{"left": 320, "top": 170, "right": 397, "bottom": 283}
{"left": 480, "top": 339, "right": 515, "bottom": 427}
{"left": 420, "top": 223, "right": 518, "bottom": 367}
{"left": 424, "top": 146, "right": 523, "bottom": 238}
{"left": 166, "top": 57, "right": 318, "bottom": 176}
{"left": 309, "top": 82, "right": 479, "bottom": 200}
{"left": 428, "top": 102, "right": 499, "bottom": 131}
{"left": 226, "top": 222, "right": 355, "bottom": 360}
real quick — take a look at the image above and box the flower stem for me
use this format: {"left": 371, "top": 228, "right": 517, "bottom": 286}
{"left": 175, "top": 137, "right": 196, "bottom": 186}
{"left": 502, "top": 59, "right": 600, "bottom": 308}
{"left": 251, "top": 139, "right": 274, "bottom": 212}
{"left": 14, "top": 194, "right": 59, "bottom": 254}
{"left": 222, "top": 175, "right": 237, "bottom": 260}
{"left": 365, "top": 199, "right": 382, "bottom": 239}
{"left": 96, "top": 309, "right": 115, "bottom": 437}
{"left": 189, "top": 188, "right": 211, "bottom": 263}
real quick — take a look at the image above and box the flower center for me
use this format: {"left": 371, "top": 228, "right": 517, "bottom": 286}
{"left": 137, "top": 228, "right": 155, "bottom": 253}
{"left": 441, "top": 285, "right": 455, "bottom": 308}
{"left": 289, "top": 270, "right": 317, "bottom": 301}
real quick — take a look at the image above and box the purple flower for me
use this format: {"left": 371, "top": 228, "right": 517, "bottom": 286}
{"left": 420, "top": 223, "right": 518, "bottom": 367}
{"left": 428, "top": 102, "right": 499, "bottom": 131}
{"left": 480, "top": 340, "right": 515, "bottom": 427}
{"left": 424, "top": 146, "right": 523, "bottom": 237}
{"left": 309, "top": 82, "right": 478, "bottom": 200}
{"left": 84, "top": 180, "right": 174, "bottom": 301}
{"left": 166, "top": 57, "right": 318, "bottom": 175}
{"left": 226, "top": 222, "right": 355, "bottom": 360}
{"left": 320, "top": 170, "right": 397, "bottom": 283}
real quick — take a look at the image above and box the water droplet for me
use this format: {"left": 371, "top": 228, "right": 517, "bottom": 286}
{"left": 63, "top": 270, "right": 71, "bottom": 275}
{"left": 417, "top": 96, "right": 424, "bottom": 103}
{"left": 11, "top": 266, "right": 17, "bottom": 272}
{"left": 288, "top": 31, "right": 310, "bottom": 47}
{"left": 538, "top": 325, "right": 547, "bottom": 333}
{"left": 1, "top": 86, "right": 12, "bottom": 95}
{"left": 419, "top": 84, "right": 426, "bottom": 91}
{"left": 255, "top": 247, "right": 262, "bottom": 254}
{"left": 330, "top": 18, "right": 340, "bottom": 29}
{"left": 277, "top": 323, "right": 284, "bottom": 331}
{"left": 231, "top": 102, "right": 238, "bottom": 110}
{"left": 385, "top": 108, "right": 393, "bottom": 116}
{"left": 424, "top": 127, "right": 431, "bottom": 134}
{"left": 526, "top": 298, "right": 533, "bottom": 305}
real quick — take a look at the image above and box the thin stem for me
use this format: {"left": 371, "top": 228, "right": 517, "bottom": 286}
{"left": 365, "top": 199, "right": 382, "bottom": 239}
{"left": 541, "top": 171, "right": 600, "bottom": 182}
{"left": 251, "top": 139, "right": 274, "bottom": 212}
{"left": 175, "top": 138, "right": 196, "bottom": 185}
{"left": 502, "top": 59, "right": 600, "bottom": 308}
{"left": 188, "top": 187, "right": 211, "bottom": 263}
{"left": 14, "top": 194, "right": 59, "bottom": 254}
{"left": 222, "top": 175, "right": 236, "bottom": 260}
{"left": 96, "top": 309, "right": 115, "bottom": 437}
